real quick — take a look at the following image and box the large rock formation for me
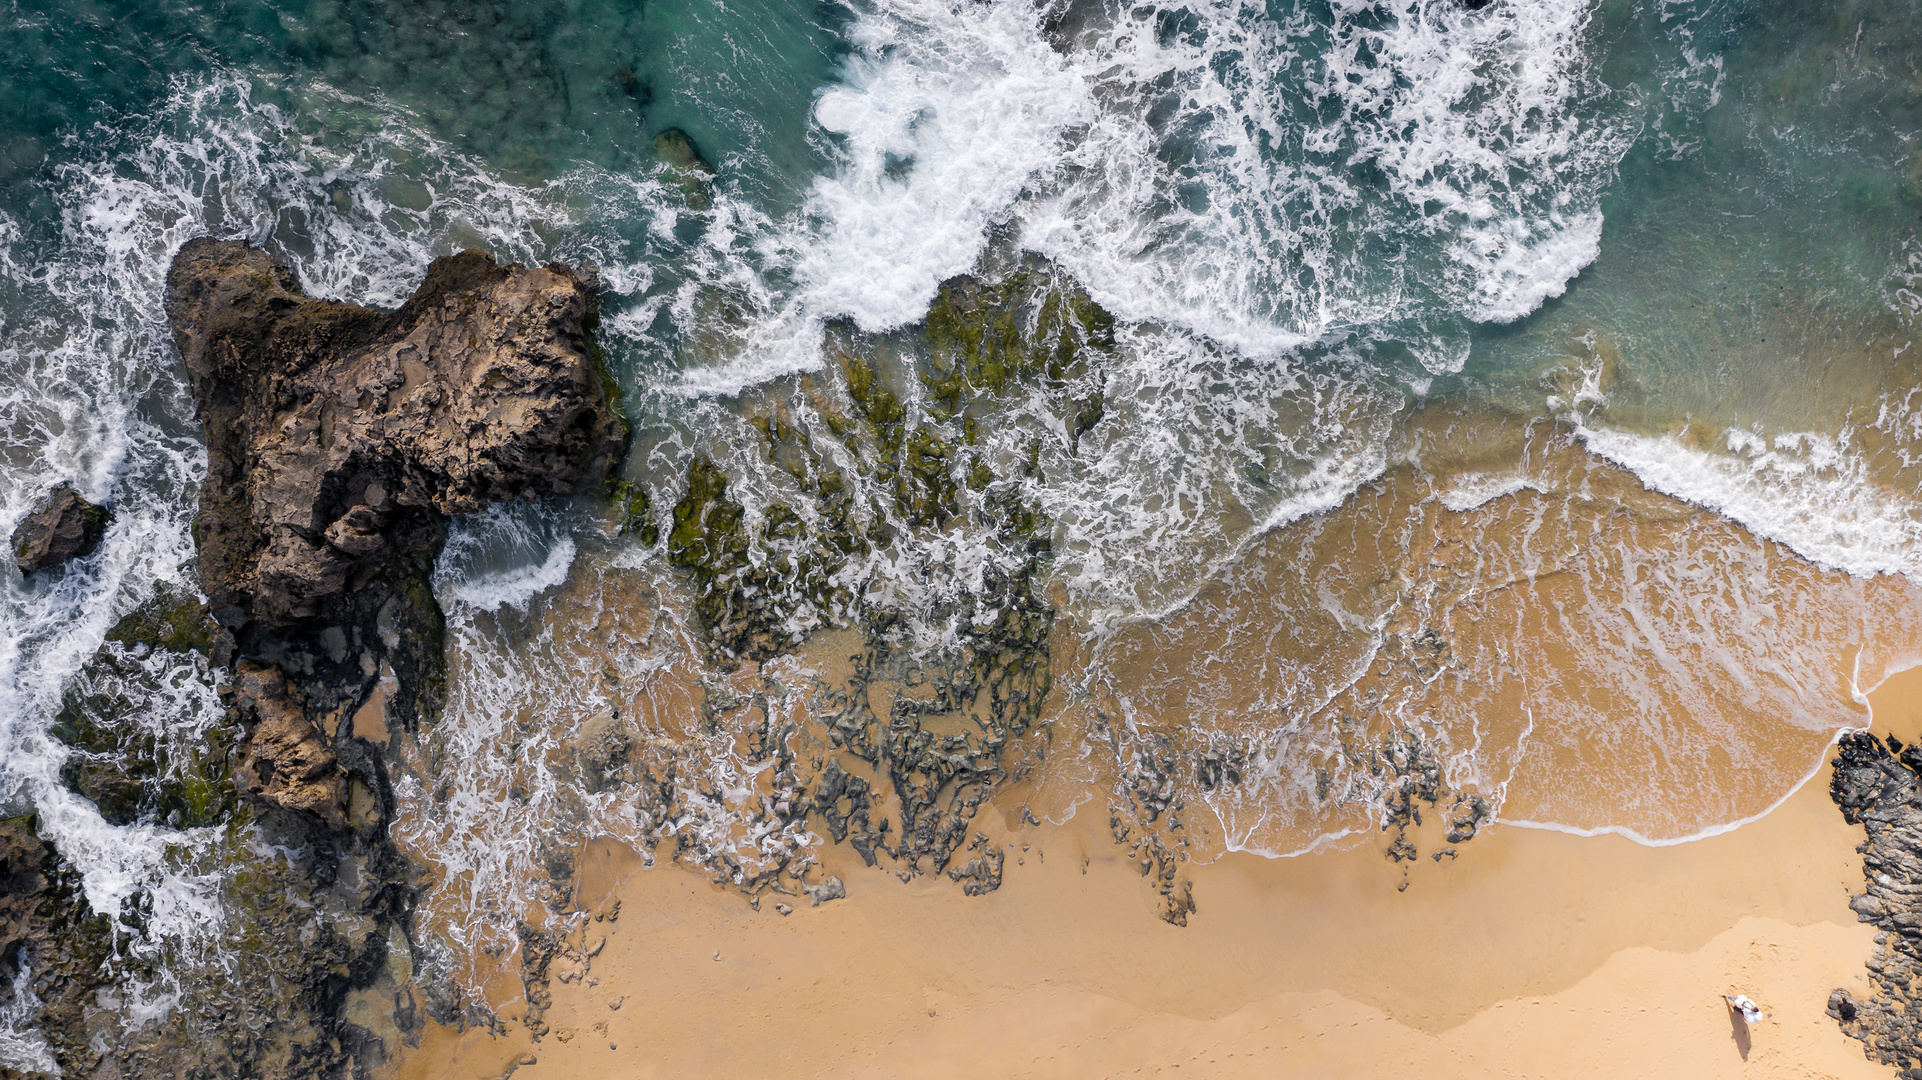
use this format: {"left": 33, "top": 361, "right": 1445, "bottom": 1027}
{"left": 1827, "top": 730, "right": 1922, "bottom": 1075}
{"left": 166, "top": 236, "right": 622, "bottom": 633}
{"left": 163, "top": 236, "right": 622, "bottom": 823}
{"left": 7, "top": 239, "right": 624, "bottom": 1080}
{"left": 11, "top": 485, "right": 111, "bottom": 574}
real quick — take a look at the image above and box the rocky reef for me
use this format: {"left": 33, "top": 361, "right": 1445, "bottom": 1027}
{"left": 1827, "top": 730, "right": 1922, "bottom": 1075}
{"left": 6, "top": 237, "right": 620, "bottom": 1079}
{"left": 642, "top": 263, "right": 1101, "bottom": 900}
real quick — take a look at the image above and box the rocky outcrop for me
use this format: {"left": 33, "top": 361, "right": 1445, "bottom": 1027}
{"left": 11, "top": 485, "right": 111, "bottom": 574}
{"left": 10, "top": 239, "right": 624, "bottom": 1080}
{"left": 166, "top": 236, "right": 622, "bottom": 634}
{"left": 231, "top": 662, "right": 349, "bottom": 831}
{"left": 0, "top": 818, "right": 112, "bottom": 1075}
{"left": 3, "top": 238, "right": 626, "bottom": 1080}
{"left": 163, "top": 234, "right": 621, "bottom": 821}
{"left": 1826, "top": 730, "right": 1922, "bottom": 1074}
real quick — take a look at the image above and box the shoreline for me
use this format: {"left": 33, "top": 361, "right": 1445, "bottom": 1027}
{"left": 383, "top": 668, "right": 1922, "bottom": 1078}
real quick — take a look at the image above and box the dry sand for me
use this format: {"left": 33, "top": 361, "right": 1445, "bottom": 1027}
{"left": 386, "top": 667, "right": 1922, "bottom": 1080}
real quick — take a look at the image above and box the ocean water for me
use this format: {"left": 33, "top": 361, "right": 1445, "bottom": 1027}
{"left": 1, "top": 0, "right": 1919, "bottom": 1061}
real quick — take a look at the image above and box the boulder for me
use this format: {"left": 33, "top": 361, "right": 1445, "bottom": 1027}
{"left": 231, "top": 662, "right": 348, "bottom": 832}
{"left": 11, "top": 485, "right": 111, "bottom": 574}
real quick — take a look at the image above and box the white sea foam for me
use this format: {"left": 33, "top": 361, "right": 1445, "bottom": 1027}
{"left": 1438, "top": 472, "right": 1542, "bottom": 512}
{"left": 668, "top": 0, "right": 1633, "bottom": 391}
{"left": 434, "top": 503, "right": 579, "bottom": 614}
{"left": 798, "top": 0, "right": 1089, "bottom": 331}
{"left": 1023, "top": 327, "right": 1402, "bottom": 630}
{"left": 1018, "top": 0, "right": 1633, "bottom": 355}
{"left": 0, "top": 961, "right": 59, "bottom": 1077}
{"left": 1577, "top": 420, "right": 1922, "bottom": 582}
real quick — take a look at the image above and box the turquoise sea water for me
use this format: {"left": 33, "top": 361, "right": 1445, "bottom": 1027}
{"left": 0, "top": 0, "right": 1919, "bottom": 1066}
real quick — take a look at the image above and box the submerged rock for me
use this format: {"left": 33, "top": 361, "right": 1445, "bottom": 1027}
{"left": 11, "top": 484, "right": 111, "bottom": 574}
{"left": 1827, "top": 730, "right": 1922, "bottom": 1071}
{"left": 652, "top": 128, "right": 713, "bottom": 209}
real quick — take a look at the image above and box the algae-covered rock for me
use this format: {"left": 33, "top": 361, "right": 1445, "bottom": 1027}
{"left": 11, "top": 484, "right": 111, "bottom": 574}
{"left": 607, "top": 479, "right": 659, "bottom": 546}
{"left": 105, "top": 581, "right": 216, "bottom": 655}
{"left": 642, "top": 262, "right": 1113, "bottom": 903}
{"left": 50, "top": 622, "right": 238, "bottom": 829}
{"left": 924, "top": 272, "right": 1114, "bottom": 407}
{"left": 667, "top": 455, "right": 824, "bottom": 663}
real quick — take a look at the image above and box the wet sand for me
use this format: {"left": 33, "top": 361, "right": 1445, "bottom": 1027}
{"left": 386, "top": 668, "right": 1922, "bottom": 1080}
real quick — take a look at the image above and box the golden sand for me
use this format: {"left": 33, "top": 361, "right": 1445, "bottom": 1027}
{"left": 383, "top": 668, "right": 1922, "bottom": 1080}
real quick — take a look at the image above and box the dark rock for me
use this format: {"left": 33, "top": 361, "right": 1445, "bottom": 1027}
{"left": 11, "top": 485, "right": 111, "bottom": 574}
{"left": 803, "top": 875, "right": 846, "bottom": 907}
{"left": 1826, "top": 730, "right": 1922, "bottom": 1069}
{"left": 0, "top": 238, "right": 629, "bottom": 1080}
{"left": 164, "top": 236, "right": 621, "bottom": 827}
{"left": 1445, "top": 792, "right": 1491, "bottom": 844}
{"left": 946, "top": 836, "right": 1004, "bottom": 898}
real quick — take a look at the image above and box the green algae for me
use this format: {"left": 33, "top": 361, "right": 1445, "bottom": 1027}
{"left": 605, "top": 479, "right": 659, "bottom": 545}
{"left": 652, "top": 127, "right": 714, "bottom": 209}
{"left": 104, "top": 583, "right": 216, "bottom": 656}
{"left": 49, "top": 650, "right": 240, "bottom": 829}
{"left": 664, "top": 265, "right": 1106, "bottom": 672}
{"left": 650, "top": 268, "right": 1107, "bottom": 882}
{"left": 923, "top": 272, "right": 1116, "bottom": 414}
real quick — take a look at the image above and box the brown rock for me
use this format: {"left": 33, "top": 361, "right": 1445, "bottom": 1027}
{"left": 164, "top": 237, "right": 622, "bottom": 628}
{"left": 231, "top": 661, "right": 348, "bottom": 831}
{"left": 0, "top": 818, "right": 114, "bottom": 1073}
{"left": 11, "top": 484, "right": 111, "bottom": 574}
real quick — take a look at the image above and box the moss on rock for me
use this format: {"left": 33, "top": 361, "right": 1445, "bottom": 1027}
{"left": 105, "top": 583, "right": 216, "bottom": 655}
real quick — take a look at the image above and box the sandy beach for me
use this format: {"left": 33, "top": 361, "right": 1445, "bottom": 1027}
{"left": 382, "top": 667, "right": 1922, "bottom": 1079}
